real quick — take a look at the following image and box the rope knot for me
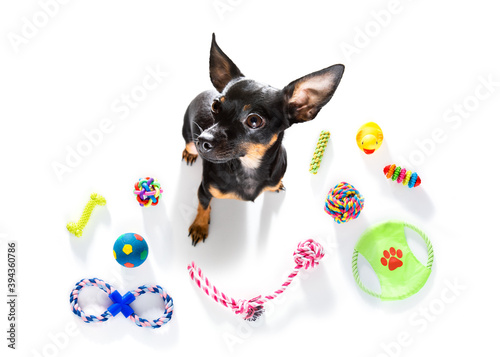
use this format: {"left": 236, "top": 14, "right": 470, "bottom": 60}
{"left": 324, "top": 182, "right": 365, "bottom": 224}
{"left": 293, "top": 239, "right": 325, "bottom": 270}
{"left": 233, "top": 299, "right": 251, "bottom": 315}
{"left": 233, "top": 297, "right": 263, "bottom": 321}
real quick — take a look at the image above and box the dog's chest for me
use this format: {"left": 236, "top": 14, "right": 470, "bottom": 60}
{"left": 209, "top": 166, "right": 268, "bottom": 202}
{"left": 235, "top": 172, "right": 262, "bottom": 200}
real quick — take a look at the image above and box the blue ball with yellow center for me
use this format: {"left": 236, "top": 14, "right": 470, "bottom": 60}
{"left": 113, "top": 233, "right": 149, "bottom": 268}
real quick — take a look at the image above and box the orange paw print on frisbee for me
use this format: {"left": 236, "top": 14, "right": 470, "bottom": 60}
{"left": 381, "top": 247, "right": 403, "bottom": 271}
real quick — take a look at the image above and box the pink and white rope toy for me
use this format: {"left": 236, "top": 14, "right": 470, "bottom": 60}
{"left": 187, "top": 239, "right": 325, "bottom": 321}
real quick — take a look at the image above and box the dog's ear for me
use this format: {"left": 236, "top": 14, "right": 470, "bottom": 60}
{"left": 209, "top": 34, "right": 244, "bottom": 92}
{"left": 283, "top": 64, "right": 344, "bottom": 124}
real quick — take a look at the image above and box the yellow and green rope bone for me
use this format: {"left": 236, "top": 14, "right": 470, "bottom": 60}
{"left": 309, "top": 130, "right": 330, "bottom": 174}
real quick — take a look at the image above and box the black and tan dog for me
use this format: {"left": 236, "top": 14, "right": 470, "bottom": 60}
{"left": 182, "top": 34, "right": 344, "bottom": 245}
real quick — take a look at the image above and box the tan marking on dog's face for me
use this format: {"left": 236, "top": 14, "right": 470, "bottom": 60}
{"left": 243, "top": 104, "right": 251, "bottom": 111}
{"left": 208, "top": 186, "right": 242, "bottom": 200}
{"left": 240, "top": 134, "right": 278, "bottom": 169}
{"left": 220, "top": 96, "right": 226, "bottom": 103}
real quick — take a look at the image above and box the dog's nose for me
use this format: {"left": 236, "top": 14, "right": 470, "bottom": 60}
{"left": 197, "top": 137, "right": 214, "bottom": 153}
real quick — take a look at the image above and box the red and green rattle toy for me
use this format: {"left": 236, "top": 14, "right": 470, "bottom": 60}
{"left": 383, "top": 164, "right": 421, "bottom": 188}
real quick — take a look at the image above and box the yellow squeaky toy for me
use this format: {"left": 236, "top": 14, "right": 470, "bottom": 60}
{"left": 356, "top": 122, "right": 383, "bottom": 155}
{"left": 67, "top": 193, "right": 106, "bottom": 237}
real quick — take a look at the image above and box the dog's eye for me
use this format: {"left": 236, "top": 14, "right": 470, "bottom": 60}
{"left": 245, "top": 114, "right": 264, "bottom": 129}
{"left": 211, "top": 99, "right": 222, "bottom": 114}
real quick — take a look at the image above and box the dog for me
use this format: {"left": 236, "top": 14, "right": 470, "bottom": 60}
{"left": 182, "top": 34, "right": 344, "bottom": 246}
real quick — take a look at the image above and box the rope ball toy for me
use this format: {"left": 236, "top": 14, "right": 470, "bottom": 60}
{"left": 188, "top": 239, "right": 325, "bottom": 321}
{"left": 67, "top": 193, "right": 106, "bottom": 237}
{"left": 70, "top": 278, "right": 174, "bottom": 329}
{"left": 309, "top": 130, "right": 330, "bottom": 174}
{"left": 133, "top": 177, "right": 163, "bottom": 207}
{"left": 324, "top": 182, "right": 365, "bottom": 224}
{"left": 383, "top": 164, "right": 421, "bottom": 188}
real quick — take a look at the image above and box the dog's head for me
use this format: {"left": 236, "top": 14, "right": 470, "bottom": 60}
{"left": 196, "top": 34, "right": 344, "bottom": 168}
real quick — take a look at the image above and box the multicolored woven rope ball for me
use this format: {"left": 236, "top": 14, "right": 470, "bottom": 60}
{"left": 134, "top": 177, "right": 163, "bottom": 207}
{"left": 324, "top": 182, "right": 365, "bottom": 224}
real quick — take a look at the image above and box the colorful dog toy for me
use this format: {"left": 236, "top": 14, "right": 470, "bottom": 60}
{"left": 356, "top": 122, "right": 383, "bottom": 155}
{"left": 70, "top": 278, "right": 173, "bottom": 328}
{"left": 383, "top": 164, "right": 421, "bottom": 188}
{"left": 352, "top": 221, "right": 434, "bottom": 300}
{"left": 188, "top": 239, "right": 324, "bottom": 321}
{"left": 113, "top": 233, "right": 149, "bottom": 268}
{"left": 324, "top": 182, "right": 365, "bottom": 223}
{"left": 309, "top": 130, "right": 330, "bottom": 174}
{"left": 67, "top": 193, "right": 106, "bottom": 237}
{"left": 134, "top": 177, "right": 163, "bottom": 207}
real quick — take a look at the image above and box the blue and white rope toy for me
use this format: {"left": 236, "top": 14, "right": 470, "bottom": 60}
{"left": 69, "top": 278, "right": 174, "bottom": 329}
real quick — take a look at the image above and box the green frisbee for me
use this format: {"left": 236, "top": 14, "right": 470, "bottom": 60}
{"left": 352, "top": 221, "right": 434, "bottom": 301}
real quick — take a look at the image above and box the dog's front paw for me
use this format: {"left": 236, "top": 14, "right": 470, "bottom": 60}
{"left": 182, "top": 142, "right": 199, "bottom": 165}
{"left": 189, "top": 203, "right": 211, "bottom": 246}
{"left": 189, "top": 221, "right": 209, "bottom": 246}
{"left": 182, "top": 148, "right": 198, "bottom": 165}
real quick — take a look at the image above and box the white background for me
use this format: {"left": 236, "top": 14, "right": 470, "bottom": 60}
{"left": 1, "top": 0, "right": 499, "bottom": 356}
